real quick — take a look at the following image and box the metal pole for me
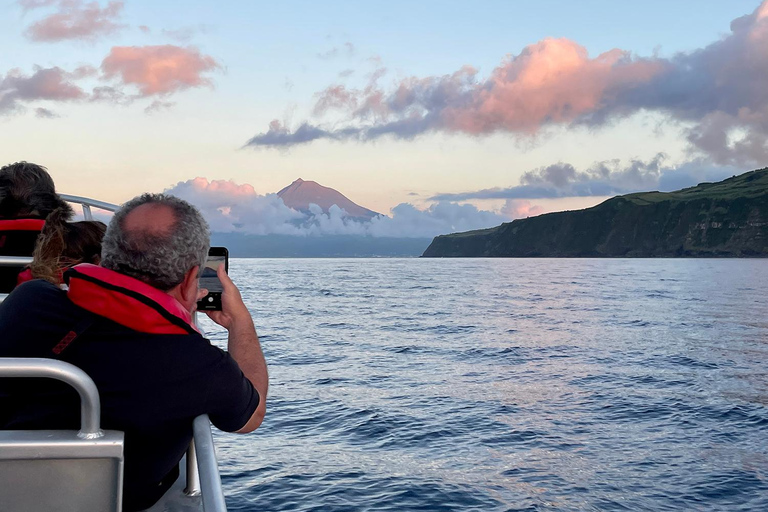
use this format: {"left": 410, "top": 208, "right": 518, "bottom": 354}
{"left": 59, "top": 194, "right": 120, "bottom": 213}
{"left": 184, "top": 440, "right": 201, "bottom": 496}
{"left": 0, "top": 358, "right": 103, "bottom": 439}
{"left": 0, "top": 256, "right": 33, "bottom": 267}
{"left": 193, "top": 415, "right": 228, "bottom": 511}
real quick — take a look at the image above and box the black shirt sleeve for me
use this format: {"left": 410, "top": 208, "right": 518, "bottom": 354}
{"left": 202, "top": 347, "right": 261, "bottom": 432}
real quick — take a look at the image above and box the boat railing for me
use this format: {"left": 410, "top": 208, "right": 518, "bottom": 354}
{"left": 59, "top": 193, "right": 120, "bottom": 219}
{"left": 0, "top": 255, "right": 32, "bottom": 266}
{"left": 0, "top": 192, "right": 228, "bottom": 511}
{"left": 190, "top": 415, "right": 228, "bottom": 511}
{"left": 0, "top": 193, "right": 117, "bottom": 269}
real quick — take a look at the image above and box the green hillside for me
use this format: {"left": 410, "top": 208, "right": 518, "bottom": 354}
{"left": 422, "top": 167, "right": 768, "bottom": 258}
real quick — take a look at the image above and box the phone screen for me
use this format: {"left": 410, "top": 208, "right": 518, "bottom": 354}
{"left": 200, "top": 254, "right": 226, "bottom": 292}
{"left": 198, "top": 247, "right": 228, "bottom": 310}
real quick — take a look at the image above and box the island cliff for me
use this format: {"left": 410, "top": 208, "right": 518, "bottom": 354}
{"left": 422, "top": 167, "right": 768, "bottom": 258}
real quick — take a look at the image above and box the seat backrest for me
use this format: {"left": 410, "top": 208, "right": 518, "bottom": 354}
{"left": 0, "top": 265, "right": 25, "bottom": 293}
{"left": 0, "top": 224, "right": 40, "bottom": 293}
{"left": 0, "top": 358, "right": 125, "bottom": 512}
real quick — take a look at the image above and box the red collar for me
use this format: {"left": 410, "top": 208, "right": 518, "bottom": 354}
{"left": 65, "top": 264, "right": 199, "bottom": 335}
{"left": 0, "top": 219, "right": 45, "bottom": 231}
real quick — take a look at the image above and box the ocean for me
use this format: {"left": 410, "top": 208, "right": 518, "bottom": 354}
{"left": 198, "top": 258, "right": 768, "bottom": 511}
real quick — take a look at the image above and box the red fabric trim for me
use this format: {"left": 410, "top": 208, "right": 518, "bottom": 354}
{"left": 16, "top": 268, "right": 34, "bottom": 286}
{"left": 53, "top": 331, "right": 78, "bottom": 354}
{"left": 0, "top": 219, "right": 45, "bottom": 231}
{"left": 67, "top": 264, "right": 198, "bottom": 335}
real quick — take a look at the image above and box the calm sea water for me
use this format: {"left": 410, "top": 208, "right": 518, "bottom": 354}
{"left": 199, "top": 258, "right": 768, "bottom": 511}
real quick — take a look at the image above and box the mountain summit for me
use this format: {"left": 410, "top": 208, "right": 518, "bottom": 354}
{"left": 277, "top": 178, "right": 379, "bottom": 220}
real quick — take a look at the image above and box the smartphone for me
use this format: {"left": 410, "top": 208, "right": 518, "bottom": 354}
{"left": 197, "top": 247, "right": 228, "bottom": 311}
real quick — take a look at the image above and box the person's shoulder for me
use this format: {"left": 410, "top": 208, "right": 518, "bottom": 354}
{"left": 132, "top": 327, "right": 217, "bottom": 355}
{"left": 176, "top": 332, "right": 224, "bottom": 357}
{"left": 6, "top": 279, "right": 63, "bottom": 303}
{"left": 131, "top": 329, "right": 229, "bottom": 375}
{"left": 0, "top": 279, "right": 71, "bottom": 329}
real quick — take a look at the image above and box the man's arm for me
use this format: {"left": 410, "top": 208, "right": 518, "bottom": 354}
{"left": 204, "top": 264, "right": 268, "bottom": 433}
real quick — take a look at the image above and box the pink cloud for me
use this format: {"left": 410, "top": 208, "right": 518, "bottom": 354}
{"left": 24, "top": 0, "right": 125, "bottom": 42}
{"left": 165, "top": 178, "right": 305, "bottom": 235}
{"left": 100, "top": 45, "right": 221, "bottom": 96}
{"left": 1, "top": 47, "right": 219, "bottom": 114}
{"left": 317, "top": 40, "right": 662, "bottom": 135}
{"left": 186, "top": 177, "right": 257, "bottom": 198}
{"left": 0, "top": 66, "right": 87, "bottom": 112}
{"left": 247, "top": 0, "right": 768, "bottom": 165}
{"left": 313, "top": 85, "right": 358, "bottom": 116}
{"left": 18, "top": 0, "right": 59, "bottom": 11}
{"left": 500, "top": 199, "right": 544, "bottom": 219}
{"left": 443, "top": 39, "right": 661, "bottom": 134}
{"left": 250, "top": 39, "right": 663, "bottom": 146}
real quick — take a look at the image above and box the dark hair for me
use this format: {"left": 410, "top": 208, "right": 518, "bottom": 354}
{"left": 30, "top": 208, "right": 107, "bottom": 285}
{"left": 101, "top": 193, "right": 210, "bottom": 291}
{"left": 0, "top": 161, "right": 73, "bottom": 220}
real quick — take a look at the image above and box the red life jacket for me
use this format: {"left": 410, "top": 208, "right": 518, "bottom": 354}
{"left": 0, "top": 218, "right": 46, "bottom": 232}
{"left": 15, "top": 268, "right": 34, "bottom": 286}
{"left": 65, "top": 264, "right": 199, "bottom": 335}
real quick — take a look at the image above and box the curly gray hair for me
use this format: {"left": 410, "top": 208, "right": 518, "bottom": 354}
{"left": 101, "top": 193, "right": 210, "bottom": 291}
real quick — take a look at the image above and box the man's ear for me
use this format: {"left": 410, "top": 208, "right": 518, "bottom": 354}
{"left": 179, "top": 265, "right": 200, "bottom": 305}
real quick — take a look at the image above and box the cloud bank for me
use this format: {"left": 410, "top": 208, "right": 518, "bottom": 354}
{"left": 2, "top": 1, "right": 221, "bottom": 114}
{"left": 247, "top": 1, "right": 768, "bottom": 165}
{"left": 430, "top": 156, "right": 740, "bottom": 201}
{"left": 0, "top": 45, "right": 221, "bottom": 114}
{"left": 165, "top": 177, "right": 509, "bottom": 238}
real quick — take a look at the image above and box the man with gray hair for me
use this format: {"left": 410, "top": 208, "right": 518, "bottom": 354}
{"left": 0, "top": 193, "right": 268, "bottom": 511}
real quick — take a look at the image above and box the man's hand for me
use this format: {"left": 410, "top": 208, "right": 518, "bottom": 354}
{"left": 203, "top": 263, "right": 268, "bottom": 434}
{"left": 205, "top": 264, "right": 252, "bottom": 330}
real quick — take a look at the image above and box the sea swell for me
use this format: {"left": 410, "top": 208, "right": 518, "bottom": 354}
{"left": 202, "top": 258, "right": 768, "bottom": 511}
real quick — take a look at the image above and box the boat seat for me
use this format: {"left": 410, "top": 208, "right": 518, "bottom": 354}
{"left": 0, "top": 255, "right": 33, "bottom": 294}
{"left": 0, "top": 358, "right": 125, "bottom": 512}
{"left": 0, "top": 223, "right": 42, "bottom": 293}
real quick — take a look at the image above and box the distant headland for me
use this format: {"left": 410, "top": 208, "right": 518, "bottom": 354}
{"left": 422, "top": 167, "right": 768, "bottom": 258}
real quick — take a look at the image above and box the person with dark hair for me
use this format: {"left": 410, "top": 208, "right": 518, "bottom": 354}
{"left": 0, "top": 161, "right": 73, "bottom": 292}
{"left": 0, "top": 161, "right": 72, "bottom": 220}
{"left": 22, "top": 207, "right": 106, "bottom": 287}
{"left": 0, "top": 193, "right": 268, "bottom": 511}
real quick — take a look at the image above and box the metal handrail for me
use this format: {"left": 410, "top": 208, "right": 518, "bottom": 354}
{"left": 0, "top": 358, "right": 103, "bottom": 439}
{"left": 185, "top": 439, "right": 202, "bottom": 496}
{"left": 59, "top": 194, "right": 120, "bottom": 220}
{"left": 0, "top": 256, "right": 32, "bottom": 267}
{"left": 193, "top": 415, "right": 227, "bottom": 512}
{"left": 0, "top": 192, "right": 119, "bottom": 267}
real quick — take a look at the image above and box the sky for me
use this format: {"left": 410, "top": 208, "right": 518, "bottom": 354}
{"left": 1, "top": 0, "right": 767, "bottom": 238}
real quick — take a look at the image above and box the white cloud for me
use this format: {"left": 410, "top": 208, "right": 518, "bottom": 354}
{"left": 165, "top": 177, "right": 509, "bottom": 238}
